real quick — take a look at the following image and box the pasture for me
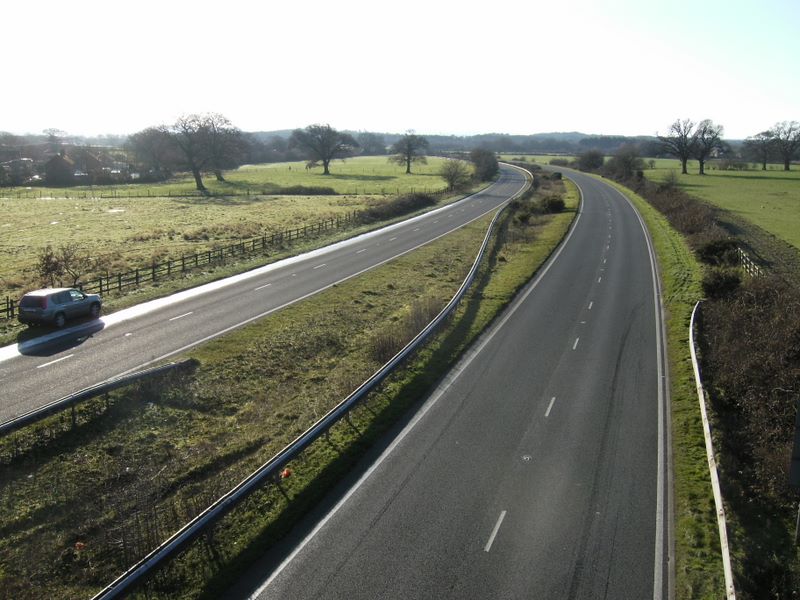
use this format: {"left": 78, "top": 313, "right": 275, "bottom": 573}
{"left": 0, "top": 157, "right": 452, "bottom": 301}
{"left": 642, "top": 159, "right": 800, "bottom": 250}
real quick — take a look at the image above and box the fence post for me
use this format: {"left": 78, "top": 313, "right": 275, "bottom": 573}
{"left": 152, "top": 262, "right": 157, "bottom": 282}
{"left": 135, "top": 268, "right": 140, "bottom": 286}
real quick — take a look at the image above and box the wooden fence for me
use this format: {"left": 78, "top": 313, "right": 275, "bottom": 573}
{"left": 2, "top": 211, "right": 359, "bottom": 321}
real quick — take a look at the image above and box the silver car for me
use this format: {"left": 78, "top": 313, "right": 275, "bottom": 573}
{"left": 17, "top": 287, "right": 102, "bottom": 328}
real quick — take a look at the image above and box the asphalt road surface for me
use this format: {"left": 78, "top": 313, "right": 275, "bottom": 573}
{"left": 0, "top": 166, "right": 528, "bottom": 424}
{"left": 228, "top": 169, "right": 672, "bottom": 600}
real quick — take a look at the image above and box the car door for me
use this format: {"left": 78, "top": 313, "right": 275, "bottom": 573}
{"left": 67, "top": 289, "right": 87, "bottom": 318}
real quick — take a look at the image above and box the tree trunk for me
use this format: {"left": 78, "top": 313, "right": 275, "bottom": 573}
{"left": 214, "top": 169, "right": 225, "bottom": 182}
{"left": 785, "top": 159, "right": 792, "bottom": 171}
{"left": 191, "top": 168, "right": 206, "bottom": 191}
{"left": 762, "top": 159, "right": 767, "bottom": 171}
{"left": 681, "top": 158, "right": 688, "bottom": 175}
{"left": 405, "top": 156, "right": 411, "bottom": 174}
{"left": 323, "top": 159, "right": 331, "bottom": 175}
{"left": 698, "top": 159, "right": 706, "bottom": 175}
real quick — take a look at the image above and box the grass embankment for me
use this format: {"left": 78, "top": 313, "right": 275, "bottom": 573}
{"left": 0, "top": 174, "right": 577, "bottom": 599}
{"left": 594, "top": 178, "right": 720, "bottom": 598}
{"left": 0, "top": 156, "right": 485, "bottom": 344}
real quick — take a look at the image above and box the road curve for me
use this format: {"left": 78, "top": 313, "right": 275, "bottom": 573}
{"left": 0, "top": 167, "right": 527, "bottom": 424}
{"left": 227, "top": 170, "right": 672, "bottom": 599}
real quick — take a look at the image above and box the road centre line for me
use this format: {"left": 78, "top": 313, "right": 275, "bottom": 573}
{"left": 254, "top": 283, "right": 272, "bottom": 291}
{"left": 545, "top": 396, "right": 556, "bottom": 418}
{"left": 588, "top": 301, "right": 593, "bottom": 310}
{"left": 313, "top": 264, "right": 327, "bottom": 270}
{"left": 37, "top": 354, "right": 74, "bottom": 369}
{"left": 356, "top": 249, "right": 366, "bottom": 254}
{"left": 573, "top": 338, "right": 580, "bottom": 350}
{"left": 484, "top": 510, "right": 507, "bottom": 552}
{"left": 169, "top": 312, "right": 193, "bottom": 321}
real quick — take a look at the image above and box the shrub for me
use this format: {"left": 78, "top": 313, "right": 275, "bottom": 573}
{"left": 548, "top": 158, "right": 570, "bottom": 167}
{"left": 278, "top": 185, "right": 336, "bottom": 195}
{"left": 696, "top": 238, "right": 740, "bottom": 266}
{"left": 540, "top": 194, "right": 565, "bottom": 213}
{"left": 358, "top": 193, "right": 436, "bottom": 224}
{"left": 701, "top": 267, "right": 741, "bottom": 298}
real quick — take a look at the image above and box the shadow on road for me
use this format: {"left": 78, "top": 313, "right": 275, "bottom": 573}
{"left": 16, "top": 319, "right": 105, "bottom": 357}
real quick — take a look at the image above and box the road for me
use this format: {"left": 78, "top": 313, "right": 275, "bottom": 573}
{"left": 228, "top": 169, "right": 672, "bottom": 599}
{"left": 0, "top": 166, "right": 528, "bottom": 424}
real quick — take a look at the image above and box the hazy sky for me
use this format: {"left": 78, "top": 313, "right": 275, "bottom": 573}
{"left": 3, "top": 0, "right": 797, "bottom": 139}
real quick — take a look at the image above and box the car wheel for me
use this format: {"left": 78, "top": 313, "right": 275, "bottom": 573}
{"left": 54, "top": 313, "right": 66, "bottom": 328}
{"left": 90, "top": 303, "right": 101, "bottom": 318}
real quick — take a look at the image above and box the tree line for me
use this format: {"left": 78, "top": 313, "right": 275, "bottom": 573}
{"left": 125, "top": 115, "right": 499, "bottom": 191}
{"left": 657, "top": 118, "right": 799, "bottom": 174}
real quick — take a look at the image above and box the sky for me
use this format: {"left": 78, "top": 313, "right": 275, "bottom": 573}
{"left": 2, "top": 0, "right": 798, "bottom": 140}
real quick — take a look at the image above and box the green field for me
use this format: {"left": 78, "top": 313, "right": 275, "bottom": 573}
{"left": 643, "top": 159, "right": 800, "bottom": 250}
{"left": 0, "top": 157, "right": 456, "bottom": 304}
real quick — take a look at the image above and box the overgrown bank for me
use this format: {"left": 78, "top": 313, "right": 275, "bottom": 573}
{"left": 0, "top": 173, "right": 577, "bottom": 598}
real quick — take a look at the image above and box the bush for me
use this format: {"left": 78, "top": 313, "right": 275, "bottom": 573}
{"left": 701, "top": 267, "right": 741, "bottom": 298}
{"left": 278, "top": 185, "right": 336, "bottom": 195}
{"left": 696, "top": 237, "right": 740, "bottom": 266}
{"left": 548, "top": 159, "right": 570, "bottom": 167}
{"left": 540, "top": 194, "right": 565, "bottom": 213}
{"left": 359, "top": 193, "right": 436, "bottom": 223}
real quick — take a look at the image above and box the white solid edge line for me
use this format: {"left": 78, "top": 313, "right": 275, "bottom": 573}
{"left": 248, "top": 171, "right": 584, "bottom": 597}
{"left": 484, "top": 510, "right": 507, "bottom": 552}
{"left": 690, "top": 303, "right": 737, "bottom": 599}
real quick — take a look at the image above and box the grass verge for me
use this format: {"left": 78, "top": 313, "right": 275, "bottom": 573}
{"left": 0, "top": 174, "right": 576, "bottom": 599}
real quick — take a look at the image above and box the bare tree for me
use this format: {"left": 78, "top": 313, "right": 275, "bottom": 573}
{"left": 204, "top": 113, "right": 247, "bottom": 182}
{"left": 469, "top": 148, "right": 499, "bottom": 181}
{"left": 126, "top": 126, "right": 179, "bottom": 180}
{"left": 439, "top": 159, "right": 472, "bottom": 190}
{"left": 604, "top": 144, "right": 645, "bottom": 179}
{"left": 743, "top": 130, "right": 775, "bottom": 170}
{"left": 58, "top": 243, "right": 91, "bottom": 285}
{"left": 692, "top": 119, "right": 724, "bottom": 175}
{"left": 289, "top": 124, "right": 358, "bottom": 175}
{"left": 771, "top": 121, "right": 800, "bottom": 171}
{"left": 357, "top": 132, "right": 387, "bottom": 155}
{"left": 171, "top": 114, "right": 213, "bottom": 191}
{"left": 658, "top": 119, "right": 695, "bottom": 174}
{"left": 389, "top": 132, "right": 429, "bottom": 174}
